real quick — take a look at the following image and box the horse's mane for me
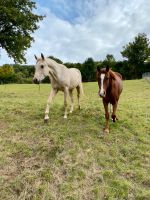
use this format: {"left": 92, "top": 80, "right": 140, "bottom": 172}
{"left": 45, "top": 57, "right": 69, "bottom": 70}
{"left": 114, "top": 72, "right": 122, "bottom": 80}
{"left": 109, "top": 70, "right": 117, "bottom": 79}
{"left": 36, "top": 57, "right": 60, "bottom": 67}
{"left": 109, "top": 70, "right": 122, "bottom": 80}
{"left": 46, "top": 57, "right": 59, "bottom": 67}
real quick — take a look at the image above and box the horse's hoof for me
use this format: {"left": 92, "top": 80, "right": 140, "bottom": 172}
{"left": 103, "top": 128, "right": 109, "bottom": 134}
{"left": 44, "top": 118, "right": 49, "bottom": 123}
{"left": 111, "top": 115, "right": 117, "bottom": 122}
{"left": 64, "top": 115, "right": 67, "bottom": 119}
{"left": 78, "top": 105, "right": 81, "bottom": 110}
{"left": 112, "top": 118, "right": 118, "bottom": 122}
{"left": 69, "top": 110, "right": 73, "bottom": 113}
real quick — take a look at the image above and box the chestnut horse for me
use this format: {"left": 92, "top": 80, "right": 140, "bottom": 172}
{"left": 97, "top": 65, "right": 123, "bottom": 133}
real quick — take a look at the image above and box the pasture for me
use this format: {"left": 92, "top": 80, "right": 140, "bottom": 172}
{"left": 0, "top": 80, "right": 150, "bottom": 200}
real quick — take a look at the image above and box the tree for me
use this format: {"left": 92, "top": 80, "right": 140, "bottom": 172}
{"left": 144, "top": 56, "right": 150, "bottom": 63}
{"left": 102, "top": 54, "right": 116, "bottom": 68}
{"left": 121, "top": 33, "right": 150, "bottom": 78}
{"left": 82, "top": 58, "right": 96, "bottom": 82}
{"left": 0, "top": 64, "right": 15, "bottom": 83}
{"left": 0, "top": 0, "right": 44, "bottom": 63}
{"left": 106, "top": 54, "right": 115, "bottom": 62}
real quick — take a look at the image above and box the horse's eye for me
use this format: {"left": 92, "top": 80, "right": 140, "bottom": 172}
{"left": 41, "top": 65, "right": 44, "bottom": 69}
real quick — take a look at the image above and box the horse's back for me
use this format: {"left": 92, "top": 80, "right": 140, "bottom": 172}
{"left": 69, "top": 68, "right": 82, "bottom": 79}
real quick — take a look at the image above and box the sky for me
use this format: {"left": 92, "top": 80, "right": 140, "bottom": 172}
{"left": 0, "top": 0, "right": 150, "bottom": 65}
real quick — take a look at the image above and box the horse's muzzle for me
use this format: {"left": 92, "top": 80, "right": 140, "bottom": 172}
{"left": 33, "top": 78, "right": 40, "bottom": 84}
{"left": 99, "top": 91, "right": 106, "bottom": 98}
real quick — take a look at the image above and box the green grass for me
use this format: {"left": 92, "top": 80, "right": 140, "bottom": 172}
{"left": 0, "top": 80, "right": 150, "bottom": 200}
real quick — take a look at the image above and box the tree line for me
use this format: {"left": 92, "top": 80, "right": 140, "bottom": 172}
{"left": 0, "top": 33, "right": 150, "bottom": 83}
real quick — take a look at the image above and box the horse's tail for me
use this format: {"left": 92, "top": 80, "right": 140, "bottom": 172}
{"left": 77, "top": 69, "right": 84, "bottom": 96}
{"left": 79, "top": 82, "right": 84, "bottom": 96}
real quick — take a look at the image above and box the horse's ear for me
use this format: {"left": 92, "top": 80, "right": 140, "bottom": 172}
{"left": 41, "top": 53, "right": 45, "bottom": 60}
{"left": 106, "top": 65, "right": 109, "bottom": 72}
{"left": 97, "top": 66, "right": 100, "bottom": 72}
{"left": 34, "top": 55, "right": 38, "bottom": 60}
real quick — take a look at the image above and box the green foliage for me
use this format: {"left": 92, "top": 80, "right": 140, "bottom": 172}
{"left": 113, "top": 61, "right": 132, "bottom": 80}
{"left": 13, "top": 64, "right": 34, "bottom": 83}
{"left": 106, "top": 54, "right": 115, "bottom": 62}
{"left": 81, "top": 57, "right": 96, "bottom": 82}
{"left": 121, "top": 33, "right": 150, "bottom": 65}
{"left": 121, "top": 33, "right": 150, "bottom": 78}
{"left": 0, "top": 64, "right": 15, "bottom": 83}
{"left": 102, "top": 54, "right": 116, "bottom": 67}
{"left": 98, "top": 54, "right": 116, "bottom": 73}
{"left": 144, "top": 56, "right": 150, "bottom": 63}
{"left": 0, "top": 0, "right": 44, "bottom": 63}
{"left": 64, "top": 62, "right": 82, "bottom": 70}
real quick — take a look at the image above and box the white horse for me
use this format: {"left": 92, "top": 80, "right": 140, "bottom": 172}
{"left": 33, "top": 53, "right": 83, "bottom": 122}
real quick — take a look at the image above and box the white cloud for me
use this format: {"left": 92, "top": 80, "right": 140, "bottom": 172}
{"left": 0, "top": 0, "right": 150, "bottom": 65}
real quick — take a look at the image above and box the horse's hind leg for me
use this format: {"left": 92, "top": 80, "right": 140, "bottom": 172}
{"left": 69, "top": 89, "right": 74, "bottom": 113}
{"left": 76, "top": 85, "right": 81, "bottom": 110}
{"left": 64, "top": 87, "right": 69, "bottom": 119}
{"left": 44, "top": 88, "right": 58, "bottom": 122}
{"left": 112, "top": 102, "right": 118, "bottom": 122}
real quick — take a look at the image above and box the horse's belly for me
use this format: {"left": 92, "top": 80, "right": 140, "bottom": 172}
{"left": 51, "top": 81, "right": 64, "bottom": 91}
{"left": 69, "top": 70, "right": 81, "bottom": 88}
{"left": 69, "top": 79, "right": 80, "bottom": 89}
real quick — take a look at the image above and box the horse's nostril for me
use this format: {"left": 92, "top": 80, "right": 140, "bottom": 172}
{"left": 33, "top": 78, "right": 39, "bottom": 84}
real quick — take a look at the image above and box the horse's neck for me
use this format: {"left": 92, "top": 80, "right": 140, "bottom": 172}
{"left": 48, "top": 69, "right": 57, "bottom": 82}
{"left": 46, "top": 58, "right": 69, "bottom": 84}
{"left": 107, "top": 79, "right": 112, "bottom": 92}
{"left": 46, "top": 59, "right": 58, "bottom": 81}
{"left": 46, "top": 58, "right": 57, "bottom": 70}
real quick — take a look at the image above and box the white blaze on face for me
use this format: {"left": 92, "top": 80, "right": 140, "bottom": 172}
{"left": 100, "top": 73, "right": 105, "bottom": 97}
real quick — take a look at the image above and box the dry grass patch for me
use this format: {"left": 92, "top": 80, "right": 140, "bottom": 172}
{"left": 0, "top": 80, "right": 150, "bottom": 200}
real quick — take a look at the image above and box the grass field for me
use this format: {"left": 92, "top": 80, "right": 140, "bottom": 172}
{"left": 0, "top": 80, "right": 150, "bottom": 200}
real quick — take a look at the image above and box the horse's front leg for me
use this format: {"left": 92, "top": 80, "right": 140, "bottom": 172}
{"left": 111, "top": 102, "right": 118, "bottom": 122}
{"left": 64, "top": 87, "right": 69, "bottom": 118}
{"left": 44, "top": 88, "right": 58, "bottom": 122}
{"left": 103, "top": 100, "right": 109, "bottom": 133}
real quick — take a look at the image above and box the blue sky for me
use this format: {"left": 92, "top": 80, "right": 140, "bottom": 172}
{"left": 0, "top": 0, "right": 150, "bottom": 65}
{"left": 36, "top": 0, "right": 80, "bottom": 23}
